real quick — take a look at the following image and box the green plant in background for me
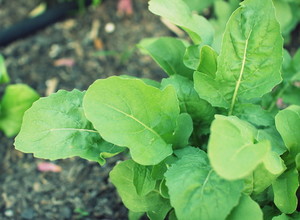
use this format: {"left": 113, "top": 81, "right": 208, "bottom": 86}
{"left": 0, "top": 54, "right": 39, "bottom": 137}
{"left": 14, "top": 0, "right": 300, "bottom": 219}
{"left": 182, "top": 0, "right": 300, "bottom": 50}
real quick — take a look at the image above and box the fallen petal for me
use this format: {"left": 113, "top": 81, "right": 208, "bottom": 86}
{"left": 37, "top": 162, "right": 62, "bottom": 172}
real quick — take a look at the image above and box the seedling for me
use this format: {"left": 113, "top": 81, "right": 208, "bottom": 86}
{"left": 15, "top": 0, "right": 300, "bottom": 219}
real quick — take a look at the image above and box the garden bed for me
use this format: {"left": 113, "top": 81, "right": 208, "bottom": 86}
{"left": 0, "top": 0, "right": 170, "bottom": 219}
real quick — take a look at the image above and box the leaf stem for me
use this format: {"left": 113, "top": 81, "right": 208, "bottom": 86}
{"left": 228, "top": 30, "right": 252, "bottom": 116}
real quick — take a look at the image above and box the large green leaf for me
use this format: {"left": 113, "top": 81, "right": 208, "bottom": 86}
{"left": 275, "top": 105, "right": 300, "bottom": 157}
{"left": 138, "top": 37, "right": 193, "bottom": 79}
{"left": 148, "top": 0, "right": 214, "bottom": 45}
{"left": 194, "top": 0, "right": 282, "bottom": 115}
{"left": 0, "top": 84, "right": 39, "bottom": 137}
{"left": 208, "top": 115, "right": 270, "bottom": 180}
{"left": 83, "top": 76, "right": 180, "bottom": 165}
{"left": 0, "top": 54, "right": 10, "bottom": 84}
{"left": 14, "top": 90, "right": 123, "bottom": 165}
{"left": 165, "top": 147, "right": 243, "bottom": 220}
{"left": 227, "top": 194, "right": 263, "bottom": 220}
{"left": 110, "top": 160, "right": 171, "bottom": 219}
{"left": 272, "top": 168, "right": 299, "bottom": 214}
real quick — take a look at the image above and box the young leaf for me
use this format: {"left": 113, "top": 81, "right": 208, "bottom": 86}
{"left": 83, "top": 76, "right": 180, "bottom": 165}
{"left": 110, "top": 160, "right": 171, "bottom": 219}
{"left": 133, "top": 163, "right": 156, "bottom": 196}
{"left": 138, "top": 37, "right": 193, "bottom": 79}
{"left": 171, "top": 113, "right": 193, "bottom": 149}
{"left": 226, "top": 194, "right": 263, "bottom": 220}
{"left": 194, "top": 0, "right": 283, "bottom": 115}
{"left": 0, "top": 54, "right": 10, "bottom": 84}
{"left": 272, "top": 168, "right": 299, "bottom": 214}
{"left": 249, "top": 151, "right": 286, "bottom": 194}
{"left": 275, "top": 105, "right": 300, "bottom": 157}
{"left": 0, "top": 84, "right": 39, "bottom": 137}
{"left": 183, "top": 45, "right": 218, "bottom": 75}
{"left": 208, "top": 115, "right": 270, "bottom": 180}
{"left": 14, "top": 90, "right": 123, "bottom": 165}
{"left": 165, "top": 147, "right": 243, "bottom": 220}
{"left": 148, "top": 0, "right": 214, "bottom": 45}
{"left": 161, "top": 75, "right": 215, "bottom": 127}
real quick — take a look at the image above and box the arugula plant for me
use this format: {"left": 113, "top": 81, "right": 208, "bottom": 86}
{"left": 15, "top": 0, "right": 300, "bottom": 219}
{"left": 0, "top": 54, "right": 39, "bottom": 137}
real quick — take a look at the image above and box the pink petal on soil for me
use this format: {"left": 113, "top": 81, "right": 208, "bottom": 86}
{"left": 37, "top": 162, "right": 62, "bottom": 173}
{"left": 117, "top": 0, "right": 133, "bottom": 16}
{"left": 53, "top": 58, "right": 75, "bottom": 67}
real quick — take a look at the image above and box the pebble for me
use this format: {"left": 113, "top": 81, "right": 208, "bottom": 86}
{"left": 59, "top": 206, "right": 72, "bottom": 219}
{"left": 4, "top": 209, "right": 14, "bottom": 217}
{"left": 21, "top": 208, "right": 35, "bottom": 219}
{"left": 105, "top": 22, "right": 115, "bottom": 33}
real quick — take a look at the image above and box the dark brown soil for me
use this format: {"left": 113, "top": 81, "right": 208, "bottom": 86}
{"left": 0, "top": 0, "right": 171, "bottom": 219}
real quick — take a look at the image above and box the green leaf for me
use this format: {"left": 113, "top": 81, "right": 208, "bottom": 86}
{"left": 249, "top": 151, "right": 286, "bottom": 194}
{"left": 110, "top": 160, "right": 171, "bottom": 217}
{"left": 273, "top": 0, "right": 293, "bottom": 35}
{"left": 227, "top": 194, "right": 263, "bottom": 220}
{"left": 0, "top": 84, "right": 39, "bottom": 137}
{"left": 273, "top": 212, "right": 300, "bottom": 220}
{"left": 194, "top": 0, "right": 283, "bottom": 115}
{"left": 161, "top": 75, "right": 215, "bottom": 127}
{"left": 0, "top": 54, "right": 10, "bottom": 84}
{"left": 197, "top": 45, "right": 218, "bottom": 76}
{"left": 262, "top": 205, "right": 281, "bottom": 220}
{"left": 15, "top": 90, "right": 123, "bottom": 165}
{"left": 256, "top": 128, "right": 287, "bottom": 155}
{"left": 183, "top": 45, "right": 201, "bottom": 70}
{"left": 138, "top": 37, "right": 193, "bottom": 79}
{"left": 183, "top": 45, "right": 218, "bottom": 75}
{"left": 281, "top": 86, "right": 300, "bottom": 106}
{"left": 275, "top": 105, "right": 300, "bottom": 157}
{"left": 148, "top": 0, "right": 214, "bottom": 45}
{"left": 234, "top": 104, "right": 274, "bottom": 127}
{"left": 208, "top": 115, "right": 270, "bottom": 180}
{"left": 171, "top": 113, "right": 193, "bottom": 149}
{"left": 83, "top": 76, "right": 179, "bottom": 165}
{"left": 165, "top": 147, "right": 243, "bottom": 220}
{"left": 128, "top": 211, "right": 144, "bottom": 220}
{"left": 133, "top": 163, "right": 156, "bottom": 196}
{"left": 183, "top": 0, "right": 214, "bottom": 13}
{"left": 272, "top": 168, "right": 299, "bottom": 214}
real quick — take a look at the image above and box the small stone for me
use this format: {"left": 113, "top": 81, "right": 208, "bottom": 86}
{"left": 21, "top": 208, "right": 35, "bottom": 219}
{"left": 4, "top": 209, "right": 13, "bottom": 217}
{"left": 105, "top": 23, "right": 115, "bottom": 33}
{"left": 59, "top": 206, "right": 72, "bottom": 219}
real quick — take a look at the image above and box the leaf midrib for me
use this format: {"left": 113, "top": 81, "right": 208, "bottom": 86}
{"left": 229, "top": 30, "right": 252, "bottom": 115}
{"left": 103, "top": 103, "right": 162, "bottom": 140}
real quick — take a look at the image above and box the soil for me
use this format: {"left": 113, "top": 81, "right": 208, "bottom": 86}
{"left": 0, "top": 0, "right": 171, "bottom": 219}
